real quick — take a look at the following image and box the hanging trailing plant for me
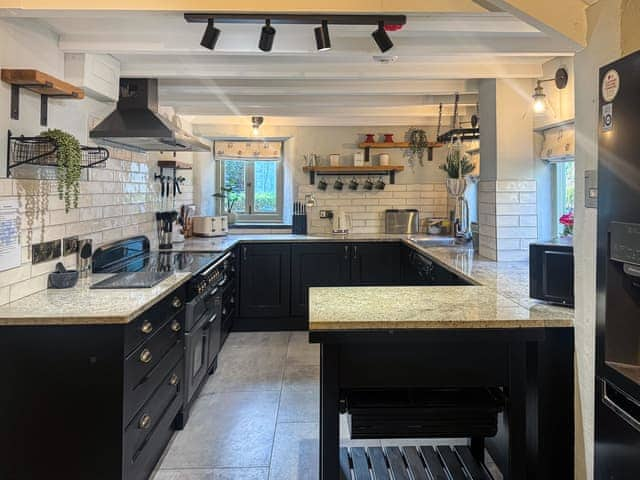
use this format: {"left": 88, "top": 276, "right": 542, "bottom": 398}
{"left": 404, "top": 128, "right": 429, "bottom": 167}
{"left": 41, "top": 129, "right": 82, "bottom": 213}
{"left": 439, "top": 139, "right": 475, "bottom": 179}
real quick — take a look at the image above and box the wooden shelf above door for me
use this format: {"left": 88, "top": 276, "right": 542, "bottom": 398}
{"left": 1, "top": 69, "right": 85, "bottom": 126}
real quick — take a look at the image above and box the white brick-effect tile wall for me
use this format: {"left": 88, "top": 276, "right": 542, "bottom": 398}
{"left": 0, "top": 147, "right": 194, "bottom": 305}
{"left": 478, "top": 180, "right": 537, "bottom": 262}
{"left": 297, "top": 183, "right": 449, "bottom": 234}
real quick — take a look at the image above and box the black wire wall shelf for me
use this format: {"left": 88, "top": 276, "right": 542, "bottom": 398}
{"left": 436, "top": 127, "right": 480, "bottom": 144}
{"left": 6, "top": 130, "right": 110, "bottom": 177}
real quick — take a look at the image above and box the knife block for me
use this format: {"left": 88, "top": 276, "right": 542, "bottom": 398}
{"left": 292, "top": 214, "right": 307, "bottom": 234}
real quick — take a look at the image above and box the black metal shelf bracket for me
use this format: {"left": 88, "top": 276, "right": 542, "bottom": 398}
{"left": 9, "top": 83, "right": 80, "bottom": 126}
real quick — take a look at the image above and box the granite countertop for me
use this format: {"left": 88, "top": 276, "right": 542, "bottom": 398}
{"left": 0, "top": 273, "right": 191, "bottom": 326}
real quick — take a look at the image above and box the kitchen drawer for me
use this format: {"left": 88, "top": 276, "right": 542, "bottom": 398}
{"left": 124, "top": 336, "right": 184, "bottom": 423}
{"left": 125, "top": 285, "right": 186, "bottom": 355}
{"left": 124, "top": 360, "right": 184, "bottom": 480}
{"left": 125, "top": 315, "right": 183, "bottom": 395}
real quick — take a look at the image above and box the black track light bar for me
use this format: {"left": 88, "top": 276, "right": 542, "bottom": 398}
{"left": 185, "top": 13, "right": 406, "bottom": 26}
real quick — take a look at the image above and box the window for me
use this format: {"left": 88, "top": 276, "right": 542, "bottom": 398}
{"left": 552, "top": 161, "right": 575, "bottom": 237}
{"left": 215, "top": 141, "right": 284, "bottom": 223}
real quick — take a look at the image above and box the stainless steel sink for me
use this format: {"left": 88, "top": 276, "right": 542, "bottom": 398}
{"left": 409, "top": 237, "right": 457, "bottom": 247}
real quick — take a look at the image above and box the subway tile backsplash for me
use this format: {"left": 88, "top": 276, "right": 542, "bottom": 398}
{"left": 0, "top": 148, "right": 194, "bottom": 305}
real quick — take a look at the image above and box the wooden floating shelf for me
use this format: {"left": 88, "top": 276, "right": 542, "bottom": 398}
{"left": 1, "top": 69, "right": 85, "bottom": 126}
{"left": 302, "top": 165, "right": 404, "bottom": 185}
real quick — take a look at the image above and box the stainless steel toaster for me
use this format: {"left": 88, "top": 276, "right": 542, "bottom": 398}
{"left": 385, "top": 209, "right": 420, "bottom": 234}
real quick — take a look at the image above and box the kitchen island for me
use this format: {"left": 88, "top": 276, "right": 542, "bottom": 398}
{"left": 308, "top": 244, "right": 574, "bottom": 480}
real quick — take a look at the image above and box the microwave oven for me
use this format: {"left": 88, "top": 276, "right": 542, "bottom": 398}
{"left": 529, "top": 239, "right": 574, "bottom": 307}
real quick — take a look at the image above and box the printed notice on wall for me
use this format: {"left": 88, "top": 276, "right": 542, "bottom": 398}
{"left": 0, "top": 199, "right": 21, "bottom": 272}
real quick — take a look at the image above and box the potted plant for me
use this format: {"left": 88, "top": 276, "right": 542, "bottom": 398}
{"left": 404, "top": 128, "right": 429, "bottom": 167}
{"left": 213, "top": 185, "right": 241, "bottom": 224}
{"left": 41, "top": 129, "right": 82, "bottom": 213}
{"left": 559, "top": 212, "right": 574, "bottom": 237}
{"left": 440, "top": 140, "right": 475, "bottom": 196}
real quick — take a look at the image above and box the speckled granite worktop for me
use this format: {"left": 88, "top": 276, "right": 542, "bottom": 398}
{"left": 0, "top": 273, "right": 190, "bottom": 326}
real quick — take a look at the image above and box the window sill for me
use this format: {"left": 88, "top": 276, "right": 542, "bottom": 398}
{"left": 230, "top": 223, "right": 292, "bottom": 230}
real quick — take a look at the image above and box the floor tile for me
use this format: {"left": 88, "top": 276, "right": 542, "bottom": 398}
{"left": 278, "top": 388, "right": 319, "bottom": 423}
{"left": 286, "top": 332, "right": 319, "bottom": 366}
{"left": 160, "top": 391, "right": 279, "bottom": 469}
{"left": 223, "top": 332, "right": 290, "bottom": 350}
{"left": 268, "top": 422, "right": 319, "bottom": 480}
{"left": 152, "top": 468, "right": 269, "bottom": 480}
{"left": 283, "top": 364, "right": 319, "bottom": 390}
{"left": 202, "top": 345, "right": 286, "bottom": 394}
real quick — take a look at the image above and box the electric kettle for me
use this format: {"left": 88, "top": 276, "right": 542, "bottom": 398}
{"left": 332, "top": 210, "right": 352, "bottom": 234}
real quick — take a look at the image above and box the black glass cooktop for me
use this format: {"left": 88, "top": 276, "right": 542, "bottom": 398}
{"left": 115, "top": 251, "right": 224, "bottom": 275}
{"left": 91, "top": 272, "right": 173, "bottom": 289}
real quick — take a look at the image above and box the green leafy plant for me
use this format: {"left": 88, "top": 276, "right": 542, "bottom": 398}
{"left": 404, "top": 128, "right": 429, "bottom": 166}
{"left": 213, "top": 185, "right": 241, "bottom": 213}
{"left": 439, "top": 145, "right": 475, "bottom": 179}
{"left": 41, "top": 129, "right": 81, "bottom": 213}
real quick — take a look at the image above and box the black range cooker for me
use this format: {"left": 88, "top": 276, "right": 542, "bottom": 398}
{"left": 91, "top": 236, "right": 236, "bottom": 427}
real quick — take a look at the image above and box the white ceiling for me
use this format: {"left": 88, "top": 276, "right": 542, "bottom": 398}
{"left": 2, "top": 10, "right": 578, "bottom": 126}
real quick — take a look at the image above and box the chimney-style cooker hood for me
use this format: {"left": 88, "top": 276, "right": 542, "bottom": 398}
{"left": 90, "top": 78, "right": 210, "bottom": 153}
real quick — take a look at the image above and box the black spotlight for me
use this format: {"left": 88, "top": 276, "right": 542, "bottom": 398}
{"left": 314, "top": 20, "right": 331, "bottom": 52}
{"left": 200, "top": 18, "right": 220, "bottom": 50}
{"left": 372, "top": 20, "right": 393, "bottom": 53}
{"left": 259, "top": 19, "right": 276, "bottom": 52}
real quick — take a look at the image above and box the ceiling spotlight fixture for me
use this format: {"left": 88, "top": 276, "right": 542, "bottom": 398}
{"left": 372, "top": 21, "right": 394, "bottom": 53}
{"left": 259, "top": 19, "right": 276, "bottom": 52}
{"left": 251, "top": 116, "right": 264, "bottom": 136}
{"left": 314, "top": 20, "right": 331, "bottom": 52}
{"left": 200, "top": 18, "right": 221, "bottom": 50}
{"left": 532, "top": 67, "right": 569, "bottom": 114}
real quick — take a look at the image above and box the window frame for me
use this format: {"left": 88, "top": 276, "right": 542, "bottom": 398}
{"left": 551, "top": 160, "right": 575, "bottom": 238}
{"left": 215, "top": 141, "right": 284, "bottom": 223}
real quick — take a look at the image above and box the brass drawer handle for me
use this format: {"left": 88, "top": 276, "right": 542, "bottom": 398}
{"left": 139, "top": 349, "right": 152, "bottom": 364}
{"left": 169, "top": 373, "right": 179, "bottom": 386}
{"left": 171, "top": 296, "right": 182, "bottom": 309}
{"left": 171, "top": 320, "right": 181, "bottom": 332}
{"left": 138, "top": 414, "right": 151, "bottom": 430}
{"left": 140, "top": 320, "right": 153, "bottom": 334}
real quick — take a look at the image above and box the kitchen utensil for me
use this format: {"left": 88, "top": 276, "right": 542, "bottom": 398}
{"left": 318, "top": 178, "right": 328, "bottom": 191}
{"left": 332, "top": 210, "right": 352, "bottom": 234}
{"left": 379, "top": 153, "right": 390, "bottom": 166}
{"left": 292, "top": 201, "right": 308, "bottom": 234}
{"left": 305, "top": 194, "right": 317, "bottom": 208}
{"left": 353, "top": 151, "right": 365, "bottom": 167}
{"left": 348, "top": 177, "right": 359, "bottom": 190}
{"left": 156, "top": 211, "right": 178, "bottom": 249}
{"left": 48, "top": 262, "right": 79, "bottom": 289}
{"left": 375, "top": 177, "right": 386, "bottom": 190}
{"left": 333, "top": 177, "right": 344, "bottom": 190}
{"left": 363, "top": 177, "right": 374, "bottom": 190}
{"left": 329, "top": 154, "right": 340, "bottom": 167}
{"left": 77, "top": 239, "right": 92, "bottom": 279}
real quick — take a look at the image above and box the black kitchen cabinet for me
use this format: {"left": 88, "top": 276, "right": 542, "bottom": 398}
{"left": 0, "top": 285, "right": 187, "bottom": 480}
{"left": 239, "top": 244, "right": 291, "bottom": 319}
{"left": 350, "top": 242, "right": 403, "bottom": 285}
{"left": 291, "top": 244, "right": 351, "bottom": 317}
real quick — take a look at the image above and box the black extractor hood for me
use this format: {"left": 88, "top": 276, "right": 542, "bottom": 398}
{"left": 90, "top": 78, "right": 210, "bottom": 152}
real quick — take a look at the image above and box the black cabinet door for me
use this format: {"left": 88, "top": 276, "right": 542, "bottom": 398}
{"left": 350, "top": 242, "right": 403, "bottom": 285}
{"left": 291, "top": 244, "right": 351, "bottom": 317}
{"left": 239, "top": 244, "right": 291, "bottom": 318}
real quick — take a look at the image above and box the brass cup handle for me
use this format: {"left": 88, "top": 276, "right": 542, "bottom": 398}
{"left": 169, "top": 373, "right": 179, "bottom": 386}
{"left": 140, "top": 320, "right": 153, "bottom": 334}
{"left": 138, "top": 414, "right": 151, "bottom": 430}
{"left": 140, "top": 349, "right": 152, "bottom": 364}
{"left": 171, "top": 320, "right": 181, "bottom": 332}
{"left": 172, "top": 296, "right": 183, "bottom": 309}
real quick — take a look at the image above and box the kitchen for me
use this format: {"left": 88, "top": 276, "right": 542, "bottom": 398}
{"left": 0, "top": 2, "right": 637, "bottom": 480}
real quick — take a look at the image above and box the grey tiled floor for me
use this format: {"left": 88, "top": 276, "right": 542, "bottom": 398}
{"left": 153, "top": 332, "right": 501, "bottom": 480}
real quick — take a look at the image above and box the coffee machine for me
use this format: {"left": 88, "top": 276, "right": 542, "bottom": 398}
{"left": 156, "top": 211, "right": 178, "bottom": 250}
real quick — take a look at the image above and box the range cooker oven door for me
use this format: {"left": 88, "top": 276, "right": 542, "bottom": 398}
{"left": 184, "top": 313, "right": 209, "bottom": 405}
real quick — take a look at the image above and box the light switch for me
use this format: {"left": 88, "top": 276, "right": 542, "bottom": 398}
{"left": 585, "top": 170, "right": 597, "bottom": 209}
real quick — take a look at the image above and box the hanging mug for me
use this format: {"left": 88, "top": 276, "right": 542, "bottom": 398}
{"left": 363, "top": 177, "right": 374, "bottom": 190}
{"left": 317, "top": 178, "right": 328, "bottom": 191}
{"left": 348, "top": 177, "right": 359, "bottom": 190}
{"left": 334, "top": 177, "right": 344, "bottom": 190}
{"left": 375, "top": 176, "right": 386, "bottom": 190}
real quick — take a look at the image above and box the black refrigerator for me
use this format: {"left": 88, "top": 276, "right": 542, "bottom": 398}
{"left": 595, "top": 50, "right": 640, "bottom": 479}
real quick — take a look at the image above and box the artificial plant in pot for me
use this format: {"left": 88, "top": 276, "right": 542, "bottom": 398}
{"left": 213, "top": 185, "right": 241, "bottom": 224}
{"left": 41, "top": 129, "right": 82, "bottom": 213}
{"left": 404, "top": 128, "right": 429, "bottom": 167}
{"left": 440, "top": 140, "right": 475, "bottom": 196}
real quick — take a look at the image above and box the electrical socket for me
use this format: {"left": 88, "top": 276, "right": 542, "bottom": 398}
{"left": 319, "top": 210, "right": 333, "bottom": 219}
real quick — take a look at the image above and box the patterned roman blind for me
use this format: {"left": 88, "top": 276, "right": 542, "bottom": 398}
{"left": 214, "top": 141, "right": 282, "bottom": 160}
